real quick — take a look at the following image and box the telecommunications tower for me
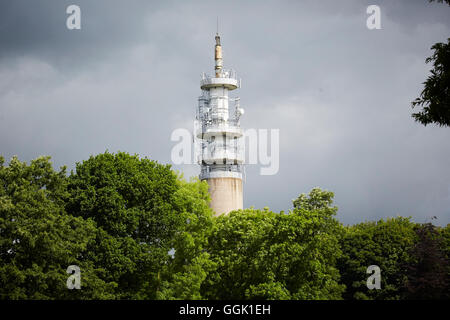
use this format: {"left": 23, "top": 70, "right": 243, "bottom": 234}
{"left": 195, "top": 32, "right": 245, "bottom": 215}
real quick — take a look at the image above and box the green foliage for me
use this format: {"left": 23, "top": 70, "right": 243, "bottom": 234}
{"left": 66, "top": 152, "right": 214, "bottom": 299}
{"left": 67, "top": 151, "right": 181, "bottom": 240}
{"left": 65, "top": 152, "right": 178, "bottom": 298}
{"left": 0, "top": 153, "right": 216, "bottom": 300}
{"left": 1, "top": 154, "right": 449, "bottom": 300}
{"left": 338, "top": 217, "right": 417, "bottom": 300}
{"left": 0, "top": 156, "right": 115, "bottom": 299}
{"left": 412, "top": 38, "right": 450, "bottom": 127}
{"left": 156, "top": 177, "right": 216, "bottom": 300}
{"left": 202, "top": 188, "right": 344, "bottom": 300}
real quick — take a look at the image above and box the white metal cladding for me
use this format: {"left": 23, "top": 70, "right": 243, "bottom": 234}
{"left": 200, "top": 77, "right": 239, "bottom": 90}
{"left": 202, "top": 171, "right": 243, "bottom": 179}
{"left": 199, "top": 165, "right": 243, "bottom": 180}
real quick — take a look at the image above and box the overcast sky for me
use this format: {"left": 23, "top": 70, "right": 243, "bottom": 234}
{"left": 1, "top": 0, "right": 449, "bottom": 225}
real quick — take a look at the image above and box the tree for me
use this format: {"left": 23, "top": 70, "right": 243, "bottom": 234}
{"left": 338, "top": 217, "right": 417, "bottom": 300}
{"left": 403, "top": 223, "right": 449, "bottom": 299}
{"left": 441, "top": 224, "right": 450, "bottom": 298}
{"left": 411, "top": 1, "right": 450, "bottom": 126}
{"left": 66, "top": 151, "right": 214, "bottom": 299}
{"left": 202, "top": 188, "right": 344, "bottom": 300}
{"left": 156, "top": 177, "right": 216, "bottom": 300}
{"left": 411, "top": 38, "right": 450, "bottom": 126}
{"left": 3, "top": 152, "right": 449, "bottom": 300}
{"left": 0, "top": 156, "right": 115, "bottom": 299}
{"left": 0, "top": 152, "right": 216, "bottom": 299}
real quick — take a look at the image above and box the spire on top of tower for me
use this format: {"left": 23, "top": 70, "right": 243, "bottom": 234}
{"left": 214, "top": 20, "right": 223, "bottom": 77}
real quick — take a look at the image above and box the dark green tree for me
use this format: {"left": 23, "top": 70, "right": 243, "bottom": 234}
{"left": 338, "top": 217, "right": 417, "bottom": 300}
{"left": 441, "top": 224, "right": 450, "bottom": 298}
{"left": 403, "top": 223, "right": 449, "bottom": 299}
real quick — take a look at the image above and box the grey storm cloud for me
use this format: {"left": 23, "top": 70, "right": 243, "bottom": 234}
{"left": 0, "top": 0, "right": 449, "bottom": 225}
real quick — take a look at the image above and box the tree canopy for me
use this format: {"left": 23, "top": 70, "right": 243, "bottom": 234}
{"left": 1, "top": 153, "right": 449, "bottom": 300}
{"left": 202, "top": 188, "right": 344, "bottom": 300}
